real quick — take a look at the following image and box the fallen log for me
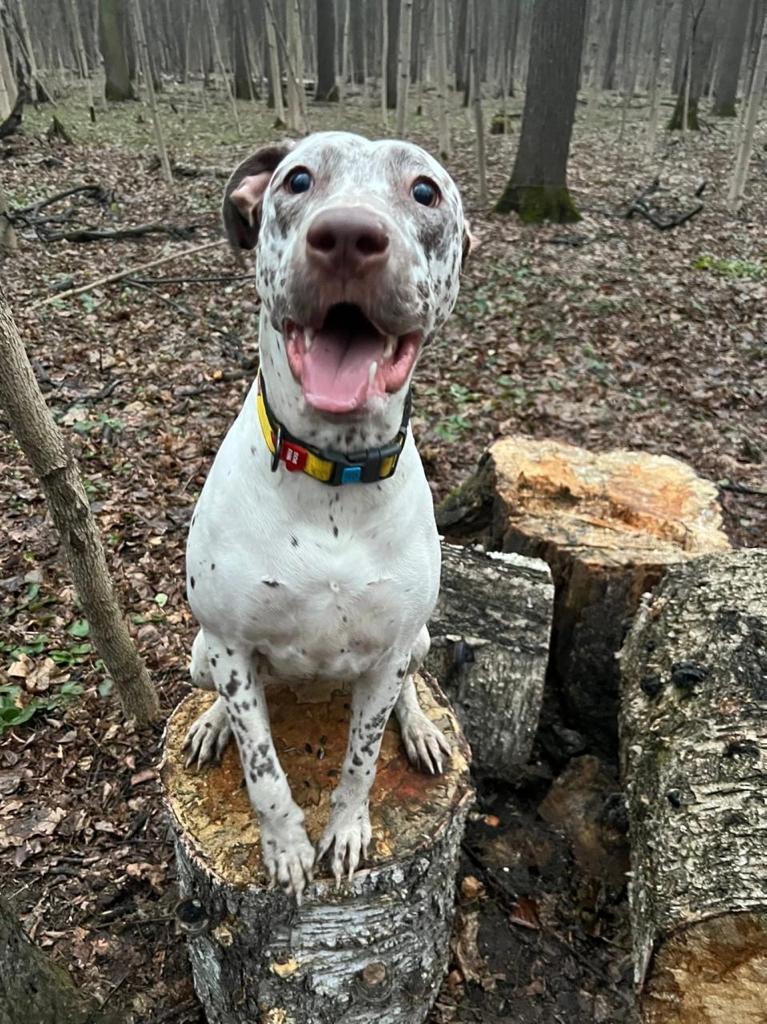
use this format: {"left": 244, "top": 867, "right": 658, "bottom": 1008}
{"left": 437, "top": 437, "right": 730, "bottom": 752}
{"left": 425, "top": 543, "right": 553, "bottom": 778}
{"left": 620, "top": 549, "right": 767, "bottom": 1024}
{"left": 162, "top": 674, "right": 472, "bottom": 1024}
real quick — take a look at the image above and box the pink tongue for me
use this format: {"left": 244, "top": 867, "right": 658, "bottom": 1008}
{"left": 302, "top": 331, "right": 385, "bottom": 413}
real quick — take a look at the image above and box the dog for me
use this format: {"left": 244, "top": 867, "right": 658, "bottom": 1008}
{"left": 183, "top": 131, "right": 470, "bottom": 900}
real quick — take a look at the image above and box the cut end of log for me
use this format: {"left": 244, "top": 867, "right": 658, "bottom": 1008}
{"left": 485, "top": 436, "right": 730, "bottom": 565}
{"left": 643, "top": 913, "right": 767, "bottom": 1024}
{"left": 162, "top": 673, "right": 471, "bottom": 888}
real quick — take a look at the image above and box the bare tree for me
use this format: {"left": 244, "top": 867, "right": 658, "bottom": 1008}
{"left": 132, "top": 0, "right": 173, "bottom": 182}
{"left": 68, "top": 0, "right": 96, "bottom": 120}
{"left": 496, "top": 0, "right": 587, "bottom": 222}
{"left": 0, "top": 23, "right": 16, "bottom": 121}
{"left": 712, "top": 0, "right": 751, "bottom": 116}
{"left": 728, "top": 6, "right": 767, "bottom": 211}
{"left": 315, "top": 0, "right": 338, "bottom": 99}
{"left": 386, "top": 0, "right": 400, "bottom": 108}
{"left": 469, "top": 0, "right": 487, "bottom": 204}
{"left": 264, "top": 0, "right": 286, "bottom": 122}
{"left": 395, "top": 0, "right": 413, "bottom": 136}
{"left": 669, "top": 0, "right": 717, "bottom": 130}
{"left": 434, "top": 0, "right": 451, "bottom": 158}
{"left": 99, "top": 0, "right": 134, "bottom": 101}
{"left": 0, "top": 300, "right": 161, "bottom": 729}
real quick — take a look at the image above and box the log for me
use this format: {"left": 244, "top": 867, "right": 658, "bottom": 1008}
{"left": 162, "top": 674, "right": 472, "bottom": 1024}
{"left": 620, "top": 549, "right": 767, "bottom": 1024}
{"left": 437, "top": 437, "right": 730, "bottom": 751}
{"left": 425, "top": 542, "right": 553, "bottom": 778}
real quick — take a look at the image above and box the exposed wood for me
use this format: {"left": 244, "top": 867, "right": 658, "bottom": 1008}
{"left": 162, "top": 675, "right": 473, "bottom": 1024}
{"left": 425, "top": 543, "right": 553, "bottom": 779}
{"left": 0, "top": 300, "right": 160, "bottom": 728}
{"left": 620, "top": 549, "right": 767, "bottom": 1023}
{"left": 437, "top": 437, "right": 730, "bottom": 752}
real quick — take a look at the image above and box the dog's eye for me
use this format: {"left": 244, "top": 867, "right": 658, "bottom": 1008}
{"left": 412, "top": 178, "right": 440, "bottom": 207}
{"left": 286, "top": 169, "right": 313, "bottom": 194}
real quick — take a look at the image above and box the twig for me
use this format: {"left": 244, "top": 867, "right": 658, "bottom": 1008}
{"left": 10, "top": 185, "right": 111, "bottom": 219}
{"left": 121, "top": 277, "right": 197, "bottom": 318}
{"left": 29, "top": 239, "right": 226, "bottom": 308}
{"left": 128, "top": 273, "right": 257, "bottom": 285}
{"left": 40, "top": 222, "right": 202, "bottom": 243}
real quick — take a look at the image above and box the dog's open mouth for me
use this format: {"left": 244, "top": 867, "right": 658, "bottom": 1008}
{"left": 285, "top": 304, "right": 422, "bottom": 414}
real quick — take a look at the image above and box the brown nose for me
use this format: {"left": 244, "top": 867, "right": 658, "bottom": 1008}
{"left": 306, "top": 208, "right": 390, "bottom": 276}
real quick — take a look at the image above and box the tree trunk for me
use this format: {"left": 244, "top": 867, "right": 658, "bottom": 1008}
{"left": 453, "top": 0, "right": 468, "bottom": 93}
{"left": 712, "top": 0, "right": 751, "bottom": 115}
{"left": 495, "top": 0, "right": 587, "bottom": 223}
{"left": 436, "top": 437, "right": 731, "bottom": 754}
{"left": 230, "top": 0, "right": 252, "bottom": 98}
{"left": 728, "top": 7, "right": 767, "bottom": 212}
{"left": 601, "top": 0, "right": 622, "bottom": 90}
{"left": 315, "top": 0, "right": 337, "bottom": 99}
{"left": 0, "top": 27, "right": 16, "bottom": 122}
{"left": 469, "top": 0, "right": 487, "bottom": 205}
{"left": 620, "top": 549, "right": 767, "bottom": 1024}
{"left": 386, "top": 0, "right": 400, "bottom": 108}
{"left": 0, "top": 895, "right": 119, "bottom": 1024}
{"left": 204, "top": 0, "right": 241, "bottom": 134}
{"left": 68, "top": 0, "right": 96, "bottom": 120}
{"left": 99, "top": 0, "right": 134, "bottom": 100}
{"left": 395, "top": 0, "right": 413, "bottom": 135}
{"left": 434, "top": 0, "right": 450, "bottom": 157}
{"left": 424, "top": 543, "right": 552, "bottom": 779}
{"left": 350, "top": 0, "right": 365, "bottom": 84}
{"left": 646, "top": 0, "right": 671, "bottom": 152}
{"left": 264, "top": 0, "right": 285, "bottom": 121}
{"left": 133, "top": 0, "right": 173, "bottom": 182}
{"left": 669, "top": 0, "right": 717, "bottom": 130}
{"left": 163, "top": 676, "right": 472, "bottom": 1024}
{"left": 0, "top": 300, "right": 160, "bottom": 728}
{"left": 0, "top": 188, "right": 17, "bottom": 253}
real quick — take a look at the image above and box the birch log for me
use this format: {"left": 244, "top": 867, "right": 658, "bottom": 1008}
{"left": 620, "top": 549, "right": 767, "bottom": 1024}
{"left": 437, "top": 437, "right": 730, "bottom": 751}
{"left": 163, "top": 675, "right": 472, "bottom": 1024}
{"left": 425, "top": 543, "right": 553, "bottom": 778}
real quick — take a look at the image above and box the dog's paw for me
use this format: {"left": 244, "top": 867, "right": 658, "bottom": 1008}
{"left": 399, "top": 712, "right": 451, "bottom": 775}
{"left": 182, "top": 699, "right": 232, "bottom": 769}
{"left": 317, "top": 800, "right": 372, "bottom": 885}
{"left": 261, "top": 814, "right": 315, "bottom": 903}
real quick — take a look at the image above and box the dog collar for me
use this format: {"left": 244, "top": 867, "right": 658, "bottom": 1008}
{"left": 256, "top": 373, "right": 411, "bottom": 486}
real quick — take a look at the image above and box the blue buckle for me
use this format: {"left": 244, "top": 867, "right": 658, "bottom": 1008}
{"left": 340, "top": 465, "right": 363, "bottom": 485}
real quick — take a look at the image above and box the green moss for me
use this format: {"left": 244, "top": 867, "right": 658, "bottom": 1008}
{"left": 495, "top": 184, "right": 581, "bottom": 224}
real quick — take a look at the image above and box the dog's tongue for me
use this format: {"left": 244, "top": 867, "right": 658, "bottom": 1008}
{"left": 302, "top": 327, "right": 385, "bottom": 413}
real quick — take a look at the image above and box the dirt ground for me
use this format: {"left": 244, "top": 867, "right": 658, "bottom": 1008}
{"left": 1, "top": 82, "right": 764, "bottom": 1023}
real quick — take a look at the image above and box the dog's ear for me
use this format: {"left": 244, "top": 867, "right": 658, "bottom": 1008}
{"left": 461, "top": 220, "right": 477, "bottom": 269}
{"left": 222, "top": 142, "right": 295, "bottom": 251}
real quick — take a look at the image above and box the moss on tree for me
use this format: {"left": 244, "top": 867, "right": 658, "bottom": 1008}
{"left": 495, "top": 183, "right": 581, "bottom": 224}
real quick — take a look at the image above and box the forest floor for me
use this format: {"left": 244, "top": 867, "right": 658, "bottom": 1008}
{"left": 1, "top": 82, "right": 765, "bottom": 1024}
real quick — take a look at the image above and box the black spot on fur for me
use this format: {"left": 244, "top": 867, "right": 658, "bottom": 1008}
{"left": 291, "top": 535, "right": 299, "bottom": 547}
{"left": 263, "top": 579, "right": 279, "bottom": 588}
{"left": 226, "top": 647, "right": 233, "bottom": 656}
{"left": 352, "top": 753, "right": 363, "bottom": 767}
{"left": 210, "top": 656, "right": 217, "bottom": 668}
{"left": 397, "top": 668, "right": 406, "bottom": 678}
{"left": 210, "top": 563, "right": 216, "bottom": 571}
{"left": 333, "top": 526, "right": 339, "bottom": 538}
{"left": 226, "top": 671, "right": 240, "bottom": 696}
{"left": 190, "top": 576, "right": 196, "bottom": 589}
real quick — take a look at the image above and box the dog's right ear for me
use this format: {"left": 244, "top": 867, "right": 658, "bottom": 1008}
{"left": 222, "top": 142, "right": 295, "bottom": 251}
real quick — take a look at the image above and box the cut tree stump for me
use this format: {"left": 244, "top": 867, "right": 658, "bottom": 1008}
{"left": 437, "top": 437, "right": 730, "bottom": 750}
{"left": 424, "top": 542, "right": 553, "bottom": 778}
{"left": 620, "top": 549, "right": 767, "bottom": 1024}
{"left": 162, "top": 674, "right": 472, "bottom": 1024}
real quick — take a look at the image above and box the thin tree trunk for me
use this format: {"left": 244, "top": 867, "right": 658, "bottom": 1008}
{"left": 0, "top": 28, "right": 16, "bottom": 121}
{"left": 0, "top": 300, "right": 160, "bottom": 728}
{"left": 99, "top": 0, "right": 134, "bottom": 100}
{"left": 712, "top": 0, "right": 751, "bottom": 115}
{"left": 395, "top": 0, "right": 413, "bottom": 135}
{"left": 601, "top": 0, "right": 621, "bottom": 90}
{"left": 646, "top": 0, "right": 671, "bottom": 153}
{"left": 386, "top": 0, "right": 400, "bottom": 108}
{"left": 381, "top": 0, "right": 389, "bottom": 122}
{"left": 0, "top": 188, "right": 17, "bottom": 253}
{"left": 68, "top": 0, "right": 96, "bottom": 120}
{"left": 469, "top": 0, "right": 487, "bottom": 204}
{"left": 314, "top": 0, "right": 337, "bottom": 99}
{"left": 669, "top": 0, "right": 717, "bottom": 130}
{"left": 264, "top": 0, "right": 285, "bottom": 121}
{"left": 340, "top": 0, "right": 350, "bottom": 110}
{"left": 728, "top": 9, "right": 767, "bottom": 211}
{"left": 204, "top": 0, "right": 241, "bottom": 134}
{"left": 16, "top": 0, "right": 50, "bottom": 102}
{"left": 132, "top": 0, "right": 172, "bottom": 184}
{"left": 434, "top": 0, "right": 450, "bottom": 158}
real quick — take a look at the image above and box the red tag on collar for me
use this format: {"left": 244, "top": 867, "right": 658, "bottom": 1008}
{"left": 279, "top": 439, "right": 308, "bottom": 472}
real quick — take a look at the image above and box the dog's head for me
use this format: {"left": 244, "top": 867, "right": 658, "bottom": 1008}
{"left": 223, "top": 131, "right": 470, "bottom": 416}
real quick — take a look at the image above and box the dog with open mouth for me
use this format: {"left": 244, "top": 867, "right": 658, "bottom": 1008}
{"left": 183, "top": 131, "right": 471, "bottom": 899}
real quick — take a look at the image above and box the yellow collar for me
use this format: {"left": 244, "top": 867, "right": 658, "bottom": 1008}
{"left": 256, "top": 373, "right": 410, "bottom": 486}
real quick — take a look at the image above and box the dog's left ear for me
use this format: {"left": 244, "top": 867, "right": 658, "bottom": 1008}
{"left": 222, "top": 142, "right": 295, "bottom": 250}
{"left": 462, "top": 220, "right": 477, "bottom": 268}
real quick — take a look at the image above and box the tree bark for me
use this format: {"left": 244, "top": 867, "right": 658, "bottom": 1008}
{"left": 0, "top": 189, "right": 17, "bottom": 253}
{"left": 436, "top": 437, "right": 730, "bottom": 754}
{"left": 669, "top": 0, "right": 717, "bottom": 130}
{"left": 434, "top": 0, "right": 450, "bottom": 157}
{"left": 386, "top": 0, "right": 400, "bottom": 108}
{"left": 0, "top": 11, "right": 18, "bottom": 121}
{"left": 314, "top": 0, "right": 338, "bottom": 99}
{"left": 495, "top": 0, "right": 586, "bottom": 223}
{"left": 68, "top": 0, "right": 96, "bottom": 121}
{"left": 0, "top": 300, "right": 160, "bottom": 728}
{"left": 99, "top": 0, "right": 134, "bottom": 100}
{"left": 424, "top": 543, "right": 553, "bottom": 779}
{"left": 230, "top": 0, "right": 252, "bottom": 99}
{"left": 163, "top": 676, "right": 472, "bottom": 1024}
{"left": 264, "top": 0, "right": 286, "bottom": 121}
{"left": 395, "top": 0, "right": 413, "bottom": 135}
{"left": 453, "top": 0, "right": 468, "bottom": 93}
{"left": 601, "top": 0, "right": 622, "bottom": 90}
{"left": 0, "top": 895, "right": 119, "bottom": 1024}
{"left": 469, "top": 0, "right": 487, "bottom": 205}
{"left": 728, "top": 7, "right": 767, "bottom": 211}
{"left": 712, "top": 0, "right": 751, "bottom": 115}
{"left": 620, "top": 549, "right": 767, "bottom": 1024}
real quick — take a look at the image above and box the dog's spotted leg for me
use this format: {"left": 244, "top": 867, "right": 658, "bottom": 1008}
{"left": 318, "top": 667, "right": 402, "bottom": 884}
{"left": 190, "top": 633, "right": 314, "bottom": 900}
{"left": 394, "top": 626, "right": 450, "bottom": 774}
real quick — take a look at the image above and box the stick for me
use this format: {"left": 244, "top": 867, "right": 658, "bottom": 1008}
{"left": 29, "top": 239, "right": 226, "bottom": 309}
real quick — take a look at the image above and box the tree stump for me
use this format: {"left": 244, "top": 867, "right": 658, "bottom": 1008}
{"left": 162, "top": 674, "right": 472, "bottom": 1024}
{"left": 437, "top": 437, "right": 730, "bottom": 750}
{"left": 620, "top": 549, "right": 767, "bottom": 1024}
{"left": 424, "top": 542, "right": 553, "bottom": 778}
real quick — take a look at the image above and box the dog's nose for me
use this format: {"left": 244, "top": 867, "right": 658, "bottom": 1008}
{"left": 306, "top": 209, "right": 390, "bottom": 276}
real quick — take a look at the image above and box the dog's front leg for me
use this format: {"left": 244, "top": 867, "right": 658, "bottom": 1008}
{"left": 318, "top": 662, "right": 403, "bottom": 884}
{"left": 198, "top": 635, "right": 315, "bottom": 899}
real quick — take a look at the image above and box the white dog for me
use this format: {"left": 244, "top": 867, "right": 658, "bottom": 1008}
{"left": 183, "top": 131, "right": 470, "bottom": 899}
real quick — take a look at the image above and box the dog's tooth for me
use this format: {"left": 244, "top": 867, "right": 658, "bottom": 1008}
{"left": 368, "top": 361, "right": 378, "bottom": 387}
{"left": 383, "top": 336, "right": 396, "bottom": 361}
{"left": 304, "top": 329, "right": 314, "bottom": 352}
